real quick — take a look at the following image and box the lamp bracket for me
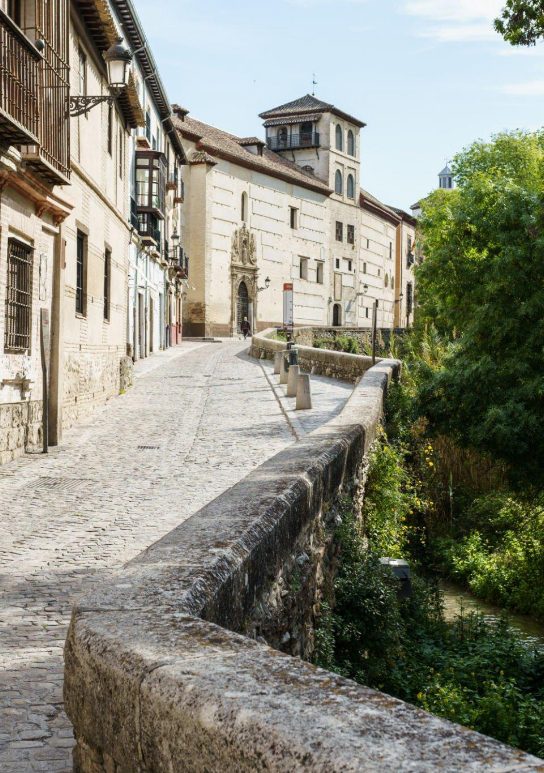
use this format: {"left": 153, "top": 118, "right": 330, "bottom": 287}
{"left": 67, "top": 88, "right": 123, "bottom": 118}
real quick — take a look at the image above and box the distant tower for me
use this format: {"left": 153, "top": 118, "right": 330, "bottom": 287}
{"left": 438, "top": 164, "right": 454, "bottom": 190}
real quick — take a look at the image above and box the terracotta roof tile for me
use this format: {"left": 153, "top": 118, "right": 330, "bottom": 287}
{"left": 259, "top": 94, "right": 366, "bottom": 128}
{"left": 175, "top": 115, "right": 332, "bottom": 195}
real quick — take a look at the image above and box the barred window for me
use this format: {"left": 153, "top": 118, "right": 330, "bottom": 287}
{"left": 76, "top": 230, "right": 86, "bottom": 315}
{"left": 347, "top": 225, "right": 355, "bottom": 244}
{"left": 104, "top": 248, "right": 111, "bottom": 321}
{"left": 335, "top": 221, "right": 343, "bottom": 242}
{"left": 5, "top": 239, "right": 33, "bottom": 352}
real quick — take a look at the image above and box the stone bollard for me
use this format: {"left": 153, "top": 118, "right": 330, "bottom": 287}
{"left": 279, "top": 352, "right": 289, "bottom": 384}
{"left": 274, "top": 351, "right": 283, "bottom": 375}
{"left": 296, "top": 374, "right": 312, "bottom": 410}
{"left": 287, "top": 364, "right": 300, "bottom": 397}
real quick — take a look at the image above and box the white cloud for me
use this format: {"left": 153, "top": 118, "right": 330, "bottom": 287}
{"left": 403, "top": 0, "right": 503, "bottom": 43}
{"left": 502, "top": 80, "right": 544, "bottom": 95}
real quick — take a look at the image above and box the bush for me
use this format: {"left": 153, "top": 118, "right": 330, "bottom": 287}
{"left": 315, "top": 504, "right": 544, "bottom": 756}
{"left": 313, "top": 334, "right": 361, "bottom": 354}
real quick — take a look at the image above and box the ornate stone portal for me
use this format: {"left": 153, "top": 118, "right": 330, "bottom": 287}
{"left": 231, "top": 225, "right": 258, "bottom": 335}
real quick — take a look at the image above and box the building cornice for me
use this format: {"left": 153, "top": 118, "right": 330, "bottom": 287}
{"left": 0, "top": 168, "right": 72, "bottom": 225}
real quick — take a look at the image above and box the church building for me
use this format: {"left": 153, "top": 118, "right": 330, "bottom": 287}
{"left": 176, "top": 95, "right": 414, "bottom": 337}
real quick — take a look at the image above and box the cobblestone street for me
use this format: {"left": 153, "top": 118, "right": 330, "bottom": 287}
{"left": 0, "top": 342, "right": 352, "bottom": 772}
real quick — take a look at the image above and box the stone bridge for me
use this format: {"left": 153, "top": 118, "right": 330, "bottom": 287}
{"left": 1, "top": 336, "right": 542, "bottom": 771}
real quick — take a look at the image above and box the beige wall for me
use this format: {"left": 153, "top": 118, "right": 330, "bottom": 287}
{"left": 59, "top": 13, "right": 131, "bottom": 430}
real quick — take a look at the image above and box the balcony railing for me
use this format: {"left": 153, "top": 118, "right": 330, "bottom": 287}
{"left": 0, "top": 11, "right": 40, "bottom": 146}
{"left": 137, "top": 212, "right": 161, "bottom": 248}
{"left": 266, "top": 132, "right": 320, "bottom": 152}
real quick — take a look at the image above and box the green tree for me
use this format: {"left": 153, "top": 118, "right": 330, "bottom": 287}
{"left": 495, "top": 1, "right": 544, "bottom": 46}
{"left": 416, "top": 131, "right": 544, "bottom": 486}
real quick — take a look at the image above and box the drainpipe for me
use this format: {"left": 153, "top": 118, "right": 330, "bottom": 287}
{"left": 49, "top": 225, "right": 65, "bottom": 446}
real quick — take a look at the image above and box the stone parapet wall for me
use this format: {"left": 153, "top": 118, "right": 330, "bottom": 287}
{"left": 0, "top": 400, "right": 43, "bottom": 465}
{"left": 64, "top": 351, "right": 542, "bottom": 771}
{"left": 250, "top": 328, "right": 376, "bottom": 382}
{"left": 291, "top": 325, "right": 407, "bottom": 351}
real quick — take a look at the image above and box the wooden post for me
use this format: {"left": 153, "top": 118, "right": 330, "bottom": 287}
{"left": 371, "top": 299, "right": 378, "bottom": 366}
{"left": 40, "top": 308, "right": 50, "bottom": 453}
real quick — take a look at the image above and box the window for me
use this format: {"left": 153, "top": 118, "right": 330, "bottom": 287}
{"left": 385, "top": 273, "right": 389, "bottom": 288}
{"left": 300, "top": 257, "right": 309, "bottom": 280}
{"left": 347, "top": 129, "right": 355, "bottom": 156}
{"left": 335, "top": 124, "right": 343, "bottom": 151}
{"left": 347, "top": 225, "right": 355, "bottom": 245}
{"left": 389, "top": 241, "right": 393, "bottom": 260}
{"left": 335, "top": 258, "right": 340, "bottom": 269}
{"left": 277, "top": 126, "right": 288, "bottom": 147}
{"left": 78, "top": 47, "right": 87, "bottom": 97}
{"left": 289, "top": 206, "right": 298, "bottom": 229}
{"left": 103, "top": 249, "right": 111, "bottom": 321}
{"left": 145, "top": 110, "right": 151, "bottom": 142}
{"left": 335, "top": 221, "right": 343, "bottom": 242}
{"left": 7, "top": 0, "right": 22, "bottom": 25}
{"left": 4, "top": 239, "right": 33, "bottom": 352}
{"left": 406, "top": 282, "right": 413, "bottom": 315}
{"left": 241, "top": 191, "right": 248, "bottom": 222}
{"left": 366, "top": 237, "right": 370, "bottom": 249}
{"left": 107, "top": 103, "right": 113, "bottom": 156}
{"left": 300, "top": 122, "right": 313, "bottom": 146}
{"left": 316, "top": 262, "right": 324, "bottom": 284}
{"left": 347, "top": 174, "right": 355, "bottom": 199}
{"left": 135, "top": 150, "right": 167, "bottom": 215}
{"left": 392, "top": 276, "right": 395, "bottom": 290}
{"left": 363, "top": 262, "right": 367, "bottom": 273}
{"left": 335, "top": 169, "right": 343, "bottom": 195}
{"left": 365, "top": 307, "right": 369, "bottom": 319}
{"left": 118, "top": 128, "right": 124, "bottom": 178}
{"left": 76, "top": 230, "right": 87, "bottom": 316}
{"left": 347, "top": 259, "right": 353, "bottom": 272}
{"left": 378, "top": 268, "right": 381, "bottom": 277}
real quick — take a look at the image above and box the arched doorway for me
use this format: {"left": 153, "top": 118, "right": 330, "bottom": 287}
{"left": 237, "top": 281, "right": 249, "bottom": 333}
{"left": 333, "top": 303, "right": 342, "bottom": 327}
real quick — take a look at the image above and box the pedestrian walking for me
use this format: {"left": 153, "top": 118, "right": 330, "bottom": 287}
{"left": 241, "top": 317, "right": 251, "bottom": 340}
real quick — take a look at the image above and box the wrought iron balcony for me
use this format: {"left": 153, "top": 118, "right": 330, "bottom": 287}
{"left": 266, "top": 132, "right": 320, "bottom": 152}
{"left": 0, "top": 11, "right": 40, "bottom": 147}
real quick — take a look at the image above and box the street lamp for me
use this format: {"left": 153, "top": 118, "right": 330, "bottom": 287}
{"left": 257, "top": 276, "right": 271, "bottom": 292}
{"left": 67, "top": 38, "right": 133, "bottom": 117}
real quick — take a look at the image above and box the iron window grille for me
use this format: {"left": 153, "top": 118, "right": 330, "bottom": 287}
{"left": 347, "top": 225, "right": 355, "bottom": 245}
{"left": 104, "top": 248, "right": 111, "bottom": 321}
{"left": 76, "top": 230, "right": 86, "bottom": 315}
{"left": 5, "top": 238, "right": 33, "bottom": 352}
{"left": 335, "top": 221, "right": 343, "bottom": 242}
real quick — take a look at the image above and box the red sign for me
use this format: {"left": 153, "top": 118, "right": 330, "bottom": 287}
{"left": 283, "top": 282, "right": 293, "bottom": 291}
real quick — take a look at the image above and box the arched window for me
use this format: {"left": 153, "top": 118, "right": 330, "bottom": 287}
{"left": 277, "top": 126, "right": 288, "bottom": 147}
{"left": 241, "top": 191, "right": 248, "bottom": 222}
{"left": 333, "top": 303, "right": 342, "bottom": 326}
{"left": 385, "top": 273, "right": 389, "bottom": 288}
{"left": 347, "top": 174, "right": 355, "bottom": 199}
{"left": 335, "top": 170, "right": 343, "bottom": 195}
{"left": 347, "top": 130, "right": 355, "bottom": 156}
{"left": 335, "top": 124, "right": 343, "bottom": 151}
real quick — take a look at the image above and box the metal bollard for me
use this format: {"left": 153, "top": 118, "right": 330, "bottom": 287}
{"left": 287, "top": 364, "right": 300, "bottom": 397}
{"left": 279, "top": 352, "right": 289, "bottom": 384}
{"left": 274, "top": 351, "right": 283, "bottom": 375}
{"left": 296, "top": 374, "right": 312, "bottom": 409}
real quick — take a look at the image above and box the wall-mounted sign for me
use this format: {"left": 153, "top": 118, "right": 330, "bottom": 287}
{"left": 283, "top": 282, "right": 293, "bottom": 328}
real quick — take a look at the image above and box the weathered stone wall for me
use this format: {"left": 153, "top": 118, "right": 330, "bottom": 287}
{"left": 63, "top": 349, "right": 543, "bottom": 771}
{"left": 291, "top": 325, "right": 408, "bottom": 352}
{"left": 250, "top": 327, "right": 377, "bottom": 382}
{"left": 0, "top": 400, "right": 43, "bottom": 465}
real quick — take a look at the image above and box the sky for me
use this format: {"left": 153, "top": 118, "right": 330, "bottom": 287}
{"left": 132, "top": 0, "right": 544, "bottom": 210}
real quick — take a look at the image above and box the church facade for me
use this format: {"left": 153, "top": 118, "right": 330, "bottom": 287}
{"left": 176, "top": 95, "right": 415, "bottom": 337}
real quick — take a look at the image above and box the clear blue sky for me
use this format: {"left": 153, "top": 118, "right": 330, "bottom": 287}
{"left": 133, "top": 0, "right": 544, "bottom": 211}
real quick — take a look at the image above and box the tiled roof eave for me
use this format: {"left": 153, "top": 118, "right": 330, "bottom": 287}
{"left": 263, "top": 114, "right": 323, "bottom": 128}
{"left": 198, "top": 141, "right": 331, "bottom": 196}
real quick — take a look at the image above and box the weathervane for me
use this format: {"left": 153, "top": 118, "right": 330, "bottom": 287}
{"left": 312, "top": 73, "right": 318, "bottom": 96}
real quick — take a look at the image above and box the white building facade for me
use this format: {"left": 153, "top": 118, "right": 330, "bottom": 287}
{"left": 176, "top": 94, "right": 416, "bottom": 337}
